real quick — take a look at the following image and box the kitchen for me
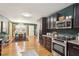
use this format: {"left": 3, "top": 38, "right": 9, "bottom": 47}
{"left": 0, "top": 3, "right": 79, "bottom": 56}
{"left": 0, "top": 1, "right": 78, "bottom": 59}
{"left": 39, "top": 3, "right": 79, "bottom": 56}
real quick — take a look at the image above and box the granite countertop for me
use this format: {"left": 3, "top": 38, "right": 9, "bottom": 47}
{"left": 42, "top": 35, "right": 52, "bottom": 38}
{"left": 68, "top": 39, "right": 79, "bottom": 45}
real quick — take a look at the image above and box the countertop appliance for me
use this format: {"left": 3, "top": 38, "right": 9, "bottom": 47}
{"left": 52, "top": 36, "right": 76, "bottom": 56}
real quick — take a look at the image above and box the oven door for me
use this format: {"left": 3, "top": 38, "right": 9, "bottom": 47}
{"left": 53, "top": 42, "right": 65, "bottom": 56}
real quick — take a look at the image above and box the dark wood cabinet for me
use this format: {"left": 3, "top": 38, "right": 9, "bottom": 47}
{"left": 41, "top": 36, "right": 52, "bottom": 52}
{"left": 73, "top": 4, "right": 79, "bottom": 28}
{"left": 39, "top": 35, "right": 43, "bottom": 46}
{"left": 67, "top": 42, "right": 79, "bottom": 56}
{"left": 47, "top": 17, "right": 51, "bottom": 29}
{"left": 45, "top": 37, "right": 52, "bottom": 52}
{"left": 47, "top": 14, "right": 57, "bottom": 29}
{"left": 39, "top": 17, "right": 47, "bottom": 35}
{"left": 0, "top": 40, "right": 2, "bottom": 56}
{"left": 39, "top": 17, "right": 47, "bottom": 46}
{"left": 42, "top": 17, "right": 47, "bottom": 35}
{"left": 42, "top": 36, "right": 46, "bottom": 47}
{"left": 0, "top": 45, "right": 1, "bottom": 56}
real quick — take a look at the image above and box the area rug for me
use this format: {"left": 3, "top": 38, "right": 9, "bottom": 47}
{"left": 22, "top": 50, "right": 39, "bottom": 56}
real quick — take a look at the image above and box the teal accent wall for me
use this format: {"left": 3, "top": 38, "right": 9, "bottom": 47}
{"left": 58, "top": 5, "right": 74, "bottom": 18}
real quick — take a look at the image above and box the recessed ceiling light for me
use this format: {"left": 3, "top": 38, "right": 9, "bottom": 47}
{"left": 22, "top": 13, "right": 32, "bottom": 17}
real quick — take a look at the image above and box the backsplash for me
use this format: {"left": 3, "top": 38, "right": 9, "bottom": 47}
{"left": 56, "top": 29, "right": 79, "bottom": 36}
{"left": 47, "top": 28, "right": 79, "bottom": 36}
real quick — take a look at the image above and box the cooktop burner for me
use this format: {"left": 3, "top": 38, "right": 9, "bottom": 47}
{"left": 54, "top": 36, "right": 76, "bottom": 42}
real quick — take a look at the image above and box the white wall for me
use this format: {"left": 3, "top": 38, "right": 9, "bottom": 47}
{"left": 9, "top": 22, "right": 13, "bottom": 40}
{"left": 36, "top": 20, "right": 40, "bottom": 42}
{"left": 0, "top": 15, "right": 9, "bottom": 33}
{"left": 29, "top": 25, "right": 34, "bottom": 36}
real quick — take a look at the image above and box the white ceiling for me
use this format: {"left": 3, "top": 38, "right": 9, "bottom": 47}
{"left": 0, "top": 3, "right": 73, "bottom": 23}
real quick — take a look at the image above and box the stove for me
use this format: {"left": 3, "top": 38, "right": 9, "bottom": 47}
{"left": 52, "top": 36, "right": 76, "bottom": 56}
{"left": 54, "top": 36, "right": 76, "bottom": 42}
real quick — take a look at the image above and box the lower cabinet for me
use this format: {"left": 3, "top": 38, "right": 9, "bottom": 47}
{"left": 67, "top": 42, "right": 79, "bottom": 56}
{"left": 45, "top": 37, "right": 52, "bottom": 52}
{"left": 0, "top": 41, "right": 2, "bottom": 56}
{"left": 39, "top": 35, "right": 43, "bottom": 46}
{"left": 39, "top": 36, "right": 52, "bottom": 52}
{"left": 0, "top": 45, "right": 1, "bottom": 56}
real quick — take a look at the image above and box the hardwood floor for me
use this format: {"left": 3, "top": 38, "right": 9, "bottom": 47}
{"left": 1, "top": 36, "right": 53, "bottom": 56}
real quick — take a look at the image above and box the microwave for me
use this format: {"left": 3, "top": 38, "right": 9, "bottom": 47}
{"left": 56, "top": 20, "right": 72, "bottom": 29}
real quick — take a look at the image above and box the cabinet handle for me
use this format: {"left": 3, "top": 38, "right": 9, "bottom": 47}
{"left": 73, "top": 46, "right": 79, "bottom": 50}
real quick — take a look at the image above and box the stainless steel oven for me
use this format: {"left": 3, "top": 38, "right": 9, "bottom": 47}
{"left": 52, "top": 36, "right": 76, "bottom": 56}
{"left": 53, "top": 42, "right": 65, "bottom": 56}
{"left": 53, "top": 39, "right": 67, "bottom": 56}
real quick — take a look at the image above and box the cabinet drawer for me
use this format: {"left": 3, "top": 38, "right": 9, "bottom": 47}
{"left": 46, "top": 46, "right": 51, "bottom": 52}
{"left": 47, "top": 42, "right": 51, "bottom": 46}
{"left": 47, "top": 39, "right": 51, "bottom": 42}
{"left": 68, "top": 42, "right": 79, "bottom": 56}
{"left": 46, "top": 45, "right": 51, "bottom": 48}
{"left": 68, "top": 42, "right": 79, "bottom": 50}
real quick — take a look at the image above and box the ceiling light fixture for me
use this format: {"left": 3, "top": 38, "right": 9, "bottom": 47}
{"left": 22, "top": 13, "right": 32, "bottom": 17}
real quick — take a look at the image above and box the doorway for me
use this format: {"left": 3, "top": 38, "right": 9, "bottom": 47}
{"left": 29, "top": 25, "right": 34, "bottom": 37}
{"left": 27, "top": 24, "right": 37, "bottom": 40}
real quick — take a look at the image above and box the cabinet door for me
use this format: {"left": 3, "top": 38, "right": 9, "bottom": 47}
{"left": 0, "top": 41, "right": 1, "bottom": 56}
{"left": 68, "top": 42, "right": 79, "bottom": 56}
{"left": 51, "top": 15, "right": 56, "bottom": 29}
{"left": 50, "top": 16, "right": 53, "bottom": 29}
{"left": 42, "top": 17, "right": 47, "bottom": 35}
{"left": 74, "top": 4, "right": 79, "bottom": 28}
{"left": 39, "top": 35, "right": 43, "bottom": 45}
{"left": 47, "top": 15, "right": 57, "bottom": 29}
{"left": 46, "top": 37, "right": 52, "bottom": 52}
{"left": 0, "top": 45, "right": 1, "bottom": 56}
{"left": 47, "top": 17, "right": 51, "bottom": 29}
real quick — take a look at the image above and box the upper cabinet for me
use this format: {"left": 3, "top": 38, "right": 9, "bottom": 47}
{"left": 39, "top": 17, "right": 47, "bottom": 35}
{"left": 42, "top": 3, "right": 79, "bottom": 32}
{"left": 47, "top": 17, "right": 51, "bottom": 29}
{"left": 47, "top": 4, "right": 75, "bottom": 29}
{"left": 42, "top": 17, "right": 47, "bottom": 35}
{"left": 47, "top": 14, "right": 57, "bottom": 29}
{"left": 73, "top": 4, "right": 79, "bottom": 28}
